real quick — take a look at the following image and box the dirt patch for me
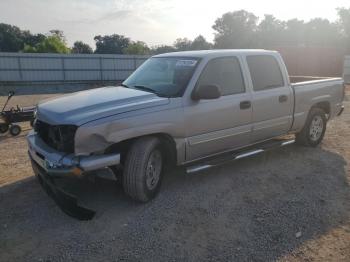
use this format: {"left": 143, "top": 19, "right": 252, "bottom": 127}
{"left": 0, "top": 90, "right": 349, "bottom": 261}
{"left": 0, "top": 94, "right": 62, "bottom": 186}
{"left": 0, "top": 93, "right": 62, "bottom": 108}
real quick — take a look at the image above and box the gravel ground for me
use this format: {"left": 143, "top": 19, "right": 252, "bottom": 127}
{"left": 0, "top": 91, "right": 350, "bottom": 261}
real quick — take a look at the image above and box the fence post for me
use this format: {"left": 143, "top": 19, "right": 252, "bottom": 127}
{"left": 99, "top": 56, "right": 103, "bottom": 82}
{"left": 61, "top": 56, "right": 66, "bottom": 81}
{"left": 17, "top": 56, "right": 23, "bottom": 81}
{"left": 133, "top": 56, "right": 137, "bottom": 70}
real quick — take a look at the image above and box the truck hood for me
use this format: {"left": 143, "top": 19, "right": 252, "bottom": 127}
{"left": 36, "top": 86, "right": 169, "bottom": 125}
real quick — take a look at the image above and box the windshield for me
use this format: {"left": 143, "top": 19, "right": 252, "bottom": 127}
{"left": 123, "top": 57, "right": 199, "bottom": 97}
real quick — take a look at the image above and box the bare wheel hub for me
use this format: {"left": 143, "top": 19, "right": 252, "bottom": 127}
{"left": 146, "top": 149, "right": 162, "bottom": 190}
{"left": 309, "top": 115, "right": 324, "bottom": 142}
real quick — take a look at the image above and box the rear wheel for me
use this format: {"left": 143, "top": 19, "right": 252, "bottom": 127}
{"left": 0, "top": 123, "right": 9, "bottom": 134}
{"left": 296, "top": 108, "right": 327, "bottom": 147}
{"left": 123, "top": 137, "right": 163, "bottom": 202}
{"left": 9, "top": 124, "right": 21, "bottom": 136}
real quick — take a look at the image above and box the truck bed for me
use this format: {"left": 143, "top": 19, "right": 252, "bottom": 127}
{"left": 290, "top": 76, "right": 344, "bottom": 132}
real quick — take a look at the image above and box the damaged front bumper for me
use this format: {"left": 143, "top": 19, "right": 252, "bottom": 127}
{"left": 30, "top": 157, "right": 96, "bottom": 220}
{"left": 27, "top": 130, "right": 120, "bottom": 220}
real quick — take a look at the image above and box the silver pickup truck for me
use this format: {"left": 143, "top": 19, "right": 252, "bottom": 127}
{"left": 27, "top": 50, "right": 345, "bottom": 219}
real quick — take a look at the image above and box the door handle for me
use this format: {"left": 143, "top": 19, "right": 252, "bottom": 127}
{"left": 240, "top": 101, "right": 251, "bottom": 110}
{"left": 279, "top": 95, "right": 288, "bottom": 103}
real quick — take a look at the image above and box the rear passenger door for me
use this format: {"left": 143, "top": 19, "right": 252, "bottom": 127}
{"left": 184, "top": 56, "right": 252, "bottom": 160}
{"left": 246, "top": 55, "right": 293, "bottom": 142}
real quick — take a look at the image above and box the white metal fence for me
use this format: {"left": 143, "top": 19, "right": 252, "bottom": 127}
{"left": 0, "top": 52, "right": 149, "bottom": 82}
{"left": 344, "top": 56, "right": 350, "bottom": 84}
{"left": 1, "top": 52, "right": 349, "bottom": 84}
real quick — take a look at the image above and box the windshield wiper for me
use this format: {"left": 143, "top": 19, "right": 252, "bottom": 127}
{"left": 120, "top": 83, "right": 130, "bottom": 88}
{"left": 121, "top": 84, "right": 167, "bottom": 97}
{"left": 133, "top": 85, "right": 165, "bottom": 97}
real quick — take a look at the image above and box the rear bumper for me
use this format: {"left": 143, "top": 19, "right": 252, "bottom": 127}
{"left": 27, "top": 130, "right": 120, "bottom": 177}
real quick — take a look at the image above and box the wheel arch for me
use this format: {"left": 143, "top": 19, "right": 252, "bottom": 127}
{"left": 291, "top": 100, "right": 331, "bottom": 133}
{"left": 105, "top": 133, "right": 178, "bottom": 167}
{"left": 295, "top": 106, "right": 327, "bottom": 147}
{"left": 311, "top": 101, "right": 330, "bottom": 116}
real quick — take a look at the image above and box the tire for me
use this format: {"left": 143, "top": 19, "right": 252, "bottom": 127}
{"left": 123, "top": 137, "right": 163, "bottom": 202}
{"left": 9, "top": 124, "right": 21, "bottom": 136}
{"left": 296, "top": 108, "right": 327, "bottom": 147}
{"left": 0, "top": 123, "right": 9, "bottom": 134}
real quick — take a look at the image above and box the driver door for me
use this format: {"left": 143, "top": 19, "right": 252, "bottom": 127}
{"left": 184, "top": 56, "right": 252, "bottom": 161}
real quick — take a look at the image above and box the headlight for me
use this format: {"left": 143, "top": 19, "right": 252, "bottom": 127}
{"left": 35, "top": 120, "right": 77, "bottom": 153}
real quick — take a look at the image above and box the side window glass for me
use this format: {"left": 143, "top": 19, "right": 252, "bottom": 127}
{"left": 197, "top": 57, "right": 245, "bottom": 95}
{"left": 246, "top": 55, "right": 284, "bottom": 91}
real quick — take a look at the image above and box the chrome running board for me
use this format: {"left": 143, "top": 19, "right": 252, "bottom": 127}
{"left": 186, "top": 139, "right": 295, "bottom": 174}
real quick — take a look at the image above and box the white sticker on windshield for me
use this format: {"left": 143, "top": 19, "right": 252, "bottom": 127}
{"left": 176, "top": 60, "right": 197, "bottom": 67}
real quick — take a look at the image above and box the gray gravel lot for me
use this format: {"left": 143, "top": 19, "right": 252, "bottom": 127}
{"left": 0, "top": 94, "right": 350, "bottom": 262}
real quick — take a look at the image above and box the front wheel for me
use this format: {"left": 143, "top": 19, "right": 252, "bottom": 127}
{"left": 296, "top": 108, "right": 327, "bottom": 147}
{"left": 123, "top": 137, "right": 163, "bottom": 202}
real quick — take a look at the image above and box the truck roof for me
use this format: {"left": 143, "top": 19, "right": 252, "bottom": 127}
{"left": 154, "top": 49, "right": 277, "bottom": 58}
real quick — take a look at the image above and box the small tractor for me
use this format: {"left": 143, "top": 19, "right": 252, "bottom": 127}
{"left": 0, "top": 91, "right": 35, "bottom": 136}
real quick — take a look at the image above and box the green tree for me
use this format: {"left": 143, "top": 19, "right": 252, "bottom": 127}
{"left": 123, "top": 41, "right": 150, "bottom": 55}
{"left": 0, "top": 23, "right": 48, "bottom": 52}
{"left": 190, "top": 35, "right": 212, "bottom": 50}
{"left": 304, "top": 18, "right": 340, "bottom": 46}
{"left": 257, "top": 15, "right": 285, "bottom": 47}
{"left": 0, "top": 23, "right": 25, "bottom": 52}
{"left": 337, "top": 7, "right": 350, "bottom": 50}
{"left": 151, "top": 45, "right": 176, "bottom": 54}
{"left": 94, "top": 34, "right": 130, "bottom": 54}
{"left": 49, "top": 30, "right": 66, "bottom": 42}
{"left": 23, "top": 32, "right": 46, "bottom": 47}
{"left": 337, "top": 8, "right": 350, "bottom": 37}
{"left": 213, "top": 10, "right": 258, "bottom": 48}
{"left": 23, "top": 35, "right": 70, "bottom": 53}
{"left": 283, "top": 19, "right": 305, "bottom": 45}
{"left": 174, "top": 38, "right": 192, "bottom": 51}
{"left": 72, "top": 41, "right": 93, "bottom": 54}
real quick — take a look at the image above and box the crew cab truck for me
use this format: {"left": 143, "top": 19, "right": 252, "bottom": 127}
{"left": 27, "top": 50, "right": 345, "bottom": 219}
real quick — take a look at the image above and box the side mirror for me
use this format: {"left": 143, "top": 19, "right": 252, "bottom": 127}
{"left": 192, "top": 84, "right": 221, "bottom": 100}
{"left": 8, "top": 91, "right": 15, "bottom": 98}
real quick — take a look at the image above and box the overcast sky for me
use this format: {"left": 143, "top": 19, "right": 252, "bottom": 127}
{"left": 0, "top": 0, "right": 349, "bottom": 48}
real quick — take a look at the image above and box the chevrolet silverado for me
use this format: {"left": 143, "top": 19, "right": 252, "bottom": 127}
{"left": 27, "top": 50, "right": 345, "bottom": 219}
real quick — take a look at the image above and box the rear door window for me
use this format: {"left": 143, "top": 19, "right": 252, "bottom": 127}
{"left": 246, "top": 55, "right": 284, "bottom": 91}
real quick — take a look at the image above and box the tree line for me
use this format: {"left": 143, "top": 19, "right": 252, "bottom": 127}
{"left": 1, "top": 7, "right": 350, "bottom": 55}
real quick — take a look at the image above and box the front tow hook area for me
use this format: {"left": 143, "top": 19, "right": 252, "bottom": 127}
{"left": 338, "top": 105, "right": 345, "bottom": 116}
{"left": 30, "top": 158, "right": 95, "bottom": 220}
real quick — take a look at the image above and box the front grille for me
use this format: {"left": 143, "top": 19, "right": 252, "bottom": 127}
{"left": 34, "top": 120, "right": 77, "bottom": 153}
